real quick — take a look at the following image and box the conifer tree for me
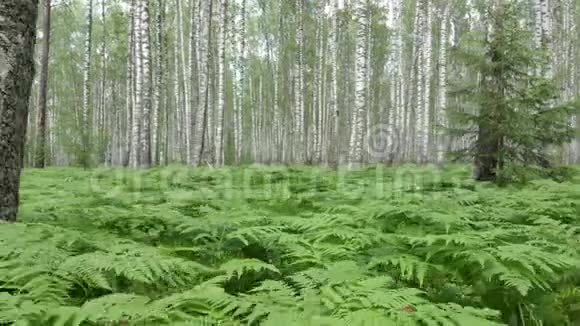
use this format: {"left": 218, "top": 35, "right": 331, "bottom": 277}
{"left": 450, "top": 1, "right": 575, "bottom": 181}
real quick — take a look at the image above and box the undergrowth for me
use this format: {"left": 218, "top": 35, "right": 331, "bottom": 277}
{"left": 1, "top": 164, "right": 579, "bottom": 325}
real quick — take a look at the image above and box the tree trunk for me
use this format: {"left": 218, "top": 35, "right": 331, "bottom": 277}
{"left": 421, "top": 0, "right": 432, "bottom": 162}
{"left": 436, "top": 5, "right": 449, "bottom": 162}
{"left": 293, "top": 0, "right": 305, "bottom": 164}
{"left": 124, "top": 0, "right": 136, "bottom": 167}
{"left": 413, "top": 0, "right": 425, "bottom": 162}
{"left": 233, "top": 0, "right": 246, "bottom": 164}
{"left": 192, "top": 0, "right": 213, "bottom": 166}
{"left": 81, "top": 0, "right": 93, "bottom": 167}
{"left": 474, "top": 125, "right": 499, "bottom": 181}
{"left": 176, "top": 0, "right": 191, "bottom": 163}
{"left": 138, "top": 0, "right": 152, "bottom": 168}
{"left": 0, "top": 0, "right": 39, "bottom": 222}
{"left": 130, "top": 0, "right": 142, "bottom": 167}
{"left": 34, "top": 0, "right": 51, "bottom": 168}
{"left": 329, "top": 0, "right": 339, "bottom": 166}
{"left": 152, "top": 0, "right": 165, "bottom": 166}
{"left": 215, "top": 0, "right": 228, "bottom": 166}
{"left": 348, "top": 0, "right": 369, "bottom": 168}
{"left": 101, "top": 0, "right": 109, "bottom": 166}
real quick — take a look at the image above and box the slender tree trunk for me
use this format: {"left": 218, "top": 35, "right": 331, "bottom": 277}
{"left": 81, "top": 0, "right": 93, "bottom": 167}
{"left": 193, "top": 0, "right": 214, "bottom": 166}
{"left": 436, "top": 5, "right": 449, "bottom": 162}
{"left": 330, "top": 0, "right": 339, "bottom": 166}
{"left": 215, "top": 0, "right": 228, "bottom": 166}
{"left": 0, "top": 0, "right": 39, "bottom": 222}
{"left": 175, "top": 0, "right": 191, "bottom": 163}
{"left": 313, "top": 5, "right": 324, "bottom": 164}
{"left": 234, "top": 0, "right": 246, "bottom": 164}
{"left": 124, "top": 0, "right": 136, "bottom": 166}
{"left": 293, "top": 0, "right": 305, "bottom": 164}
{"left": 391, "top": 0, "right": 404, "bottom": 162}
{"left": 138, "top": 0, "right": 152, "bottom": 167}
{"left": 152, "top": 0, "right": 165, "bottom": 166}
{"left": 101, "top": 0, "right": 109, "bottom": 165}
{"left": 414, "top": 0, "right": 425, "bottom": 162}
{"left": 421, "top": 0, "right": 432, "bottom": 162}
{"left": 348, "top": 0, "right": 369, "bottom": 167}
{"left": 130, "top": 0, "right": 142, "bottom": 167}
{"left": 34, "top": 0, "right": 51, "bottom": 168}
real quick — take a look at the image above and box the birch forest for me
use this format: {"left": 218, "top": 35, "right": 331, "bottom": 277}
{"left": 2, "top": 0, "right": 580, "bottom": 325}
{"left": 23, "top": 0, "right": 580, "bottom": 168}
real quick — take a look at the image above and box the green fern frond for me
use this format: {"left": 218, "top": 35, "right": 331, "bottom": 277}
{"left": 219, "top": 259, "right": 280, "bottom": 280}
{"left": 369, "top": 254, "right": 444, "bottom": 287}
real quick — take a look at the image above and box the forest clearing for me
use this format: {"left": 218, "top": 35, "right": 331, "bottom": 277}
{"left": 1, "top": 0, "right": 580, "bottom": 325}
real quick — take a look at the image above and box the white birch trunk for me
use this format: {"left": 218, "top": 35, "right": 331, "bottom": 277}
{"left": 347, "top": 0, "right": 369, "bottom": 167}
{"left": 294, "top": 0, "right": 305, "bottom": 163}
{"left": 233, "top": 0, "right": 246, "bottom": 164}
{"left": 421, "top": 0, "right": 432, "bottom": 162}
{"left": 436, "top": 5, "right": 449, "bottom": 162}
{"left": 215, "top": 0, "right": 228, "bottom": 166}
{"left": 414, "top": 0, "right": 425, "bottom": 162}
{"left": 130, "top": 0, "right": 142, "bottom": 168}
{"left": 152, "top": 0, "right": 164, "bottom": 166}
{"left": 81, "top": 0, "right": 93, "bottom": 167}
{"left": 138, "top": 0, "right": 152, "bottom": 167}
{"left": 124, "top": 0, "right": 135, "bottom": 166}
{"left": 192, "top": 0, "right": 213, "bottom": 165}
{"left": 176, "top": 0, "right": 191, "bottom": 163}
{"left": 313, "top": 6, "right": 324, "bottom": 164}
{"left": 330, "top": 0, "right": 340, "bottom": 166}
{"left": 173, "top": 7, "right": 183, "bottom": 162}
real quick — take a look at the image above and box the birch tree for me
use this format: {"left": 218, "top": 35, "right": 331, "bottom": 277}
{"left": 387, "top": 0, "right": 404, "bottom": 162}
{"left": 436, "top": 4, "right": 449, "bottom": 162}
{"left": 175, "top": 0, "right": 190, "bottom": 163}
{"left": 192, "top": 0, "right": 213, "bottom": 166}
{"left": 293, "top": 0, "right": 306, "bottom": 164}
{"left": 124, "top": 0, "right": 136, "bottom": 166}
{"left": 152, "top": 0, "right": 165, "bottom": 165}
{"left": 138, "top": 0, "right": 152, "bottom": 168}
{"left": 233, "top": 0, "right": 247, "bottom": 164}
{"left": 129, "top": 0, "right": 142, "bottom": 167}
{"left": 215, "top": 0, "right": 228, "bottom": 166}
{"left": 413, "top": 0, "right": 425, "bottom": 162}
{"left": 421, "top": 0, "right": 432, "bottom": 162}
{"left": 81, "top": 0, "right": 93, "bottom": 167}
{"left": 348, "top": 0, "right": 369, "bottom": 167}
{"left": 330, "top": 0, "right": 340, "bottom": 166}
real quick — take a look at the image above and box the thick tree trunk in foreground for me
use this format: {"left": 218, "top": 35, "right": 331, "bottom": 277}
{"left": 0, "top": 0, "right": 39, "bottom": 222}
{"left": 34, "top": 0, "right": 51, "bottom": 168}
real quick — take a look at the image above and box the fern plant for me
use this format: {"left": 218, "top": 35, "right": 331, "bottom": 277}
{"left": 5, "top": 165, "right": 579, "bottom": 325}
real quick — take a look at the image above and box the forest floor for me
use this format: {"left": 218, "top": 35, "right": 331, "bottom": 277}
{"left": 1, "top": 165, "right": 580, "bottom": 325}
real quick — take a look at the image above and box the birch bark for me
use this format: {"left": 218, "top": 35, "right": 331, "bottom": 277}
{"left": 347, "top": 0, "right": 369, "bottom": 167}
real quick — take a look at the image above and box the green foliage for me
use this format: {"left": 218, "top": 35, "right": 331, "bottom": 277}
{"left": 4, "top": 165, "right": 580, "bottom": 325}
{"left": 449, "top": 1, "right": 576, "bottom": 181}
